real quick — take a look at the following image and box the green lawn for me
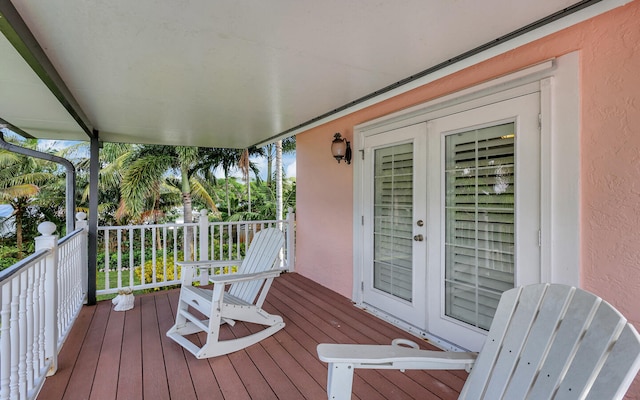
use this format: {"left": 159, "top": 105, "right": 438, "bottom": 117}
{"left": 96, "top": 269, "right": 142, "bottom": 301}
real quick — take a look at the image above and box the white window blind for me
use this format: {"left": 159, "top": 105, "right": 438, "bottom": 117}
{"left": 373, "top": 143, "right": 413, "bottom": 302}
{"left": 444, "top": 123, "right": 515, "bottom": 330}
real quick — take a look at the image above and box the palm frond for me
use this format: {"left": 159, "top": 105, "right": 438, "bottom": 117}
{"left": 120, "top": 154, "right": 174, "bottom": 216}
{"left": 0, "top": 150, "right": 23, "bottom": 167}
{"left": 0, "top": 184, "right": 40, "bottom": 200}
{"left": 7, "top": 172, "right": 55, "bottom": 187}
{"left": 189, "top": 178, "right": 219, "bottom": 214}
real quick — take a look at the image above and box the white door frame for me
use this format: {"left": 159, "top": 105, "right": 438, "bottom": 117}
{"left": 352, "top": 53, "right": 580, "bottom": 350}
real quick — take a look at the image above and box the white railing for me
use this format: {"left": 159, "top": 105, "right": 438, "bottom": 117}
{"left": 0, "top": 215, "right": 88, "bottom": 400}
{"left": 96, "top": 209, "right": 296, "bottom": 295}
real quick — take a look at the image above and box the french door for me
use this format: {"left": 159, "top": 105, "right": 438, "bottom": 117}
{"left": 361, "top": 93, "right": 540, "bottom": 350}
{"left": 362, "top": 123, "right": 428, "bottom": 330}
{"left": 426, "top": 92, "right": 540, "bottom": 350}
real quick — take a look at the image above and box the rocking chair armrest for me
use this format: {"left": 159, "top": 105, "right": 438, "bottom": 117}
{"left": 177, "top": 260, "right": 243, "bottom": 286}
{"left": 209, "top": 269, "right": 286, "bottom": 285}
{"left": 177, "top": 260, "right": 243, "bottom": 270}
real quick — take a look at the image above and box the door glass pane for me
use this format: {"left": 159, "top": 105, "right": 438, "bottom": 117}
{"left": 444, "top": 123, "right": 515, "bottom": 330}
{"left": 373, "top": 143, "right": 413, "bottom": 302}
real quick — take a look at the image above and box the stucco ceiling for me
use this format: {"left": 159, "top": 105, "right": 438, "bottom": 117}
{"left": 0, "top": 0, "right": 621, "bottom": 148}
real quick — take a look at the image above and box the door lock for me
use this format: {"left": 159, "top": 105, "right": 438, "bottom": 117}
{"left": 413, "top": 234, "right": 424, "bottom": 242}
{"left": 416, "top": 220, "right": 424, "bottom": 227}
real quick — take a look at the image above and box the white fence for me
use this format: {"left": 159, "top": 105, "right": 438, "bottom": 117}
{"left": 96, "top": 209, "right": 295, "bottom": 295}
{"left": 0, "top": 216, "right": 88, "bottom": 400}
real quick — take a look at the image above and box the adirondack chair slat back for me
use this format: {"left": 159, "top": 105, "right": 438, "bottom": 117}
{"left": 228, "top": 227, "right": 284, "bottom": 303}
{"left": 460, "top": 283, "right": 640, "bottom": 400}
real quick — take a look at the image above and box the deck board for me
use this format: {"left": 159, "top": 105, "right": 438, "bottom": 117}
{"left": 41, "top": 301, "right": 96, "bottom": 400}
{"left": 63, "top": 300, "right": 111, "bottom": 400}
{"left": 37, "top": 273, "right": 468, "bottom": 399}
{"left": 140, "top": 294, "right": 171, "bottom": 400}
{"left": 90, "top": 302, "right": 125, "bottom": 400}
{"left": 117, "top": 296, "right": 143, "bottom": 400}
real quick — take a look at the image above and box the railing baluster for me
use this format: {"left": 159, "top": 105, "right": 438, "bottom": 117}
{"left": 104, "top": 229, "right": 110, "bottom": 291}
{"left": 211, "top": 224, "right": 215, "bottom": 260}
{"left": 0, "top": 282, "right": 9, "bottom": 400}
{"left": 173, "top": 224, "right": 178, "bottom": 265}
{"left": 18, "top": 272, "right": 27, "bottom": 398}
{"left": 152, "top": 227, "right": 157, "bottom": 284}
{"left": 129, "top": 229, "right": 134, "bottom": 288}
{"left": 37, "top": 260, "right": 46, "bottom": 382}
{"left": 218, "top": 225, "right": 223, "bottom": 261}
{"left": 140, "top": 228, "right": 146, "bottom": 286}
{"left": 10, "top": 277, "right": 19, "bottom": 399}
{"left": 163, "top": 226, "right": 169, "bottom": 283}
{"left": 25, "top": 268, "right": 35, "bottom": 391}
{"left": 115, "top": 229, "right": 121, "bottom": 291}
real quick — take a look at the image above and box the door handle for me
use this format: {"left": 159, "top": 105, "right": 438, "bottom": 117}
{"left": 413, "top": 234, "right": 424, "bottom": 242}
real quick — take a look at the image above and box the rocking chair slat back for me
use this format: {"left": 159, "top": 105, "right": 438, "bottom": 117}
{"left": 228, "top": 227, "right": 284, "bottom": 304}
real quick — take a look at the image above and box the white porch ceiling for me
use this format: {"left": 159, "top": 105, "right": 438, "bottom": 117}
{"left": 0, "top": 0, "right": 612, "bottom": 148}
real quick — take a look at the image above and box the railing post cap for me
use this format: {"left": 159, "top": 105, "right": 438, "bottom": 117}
{"left": 38, "top": 221, "right": 57, "bottom": 236}
{"left": 76, "top": 211, "right": 87, "bottom": 221}
{"left": 200, "top": 209, "right": 208, "bottom": 217}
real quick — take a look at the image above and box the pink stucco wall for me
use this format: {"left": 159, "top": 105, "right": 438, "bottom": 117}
{"left": 297, "top": 1, "right": 640, "bottom": 395}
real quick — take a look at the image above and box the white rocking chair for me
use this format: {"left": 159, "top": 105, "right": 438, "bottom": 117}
{"left": 317, "top": 283, "right": 640, "bottom": 400}
{"left": 167, "top": 227, "right": 286, "bottom": 359}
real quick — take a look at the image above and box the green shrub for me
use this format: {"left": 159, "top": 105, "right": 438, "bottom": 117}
{"left": 134, "top": 253, "right": 182, "bottom": 290}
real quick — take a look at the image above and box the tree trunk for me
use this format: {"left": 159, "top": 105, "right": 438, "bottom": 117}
{"left": 181, "top": 170, "right": 193, "bottom": 260}
{"left": 15, "top": 210, "right": 23, "bottom": 259}
{"left": 225, "top": 177, "right": 231, "bottom": 217}
{"left": 247, "top": 173, "right": 251, "bottom": 214}
{"left": 266, "top": 144, "right": 274, "bottom": 190}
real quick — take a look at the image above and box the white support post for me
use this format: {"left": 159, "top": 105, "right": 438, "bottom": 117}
{"left": 35, "top": 221, "right": 59, "bottom": 376}
{"left": 76, "top": 212, "right": 89, "bottom": 304}
{"left": 285, "top": 208, "right": 295, "bottom": 272}
{"left": 198, "top": 209, "right": 210, "bottom": 284}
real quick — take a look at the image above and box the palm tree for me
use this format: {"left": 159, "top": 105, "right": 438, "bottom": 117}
{"left": 194, "top": 147, "right": 264, "bottom": 219}
{"left": 263, "top": 137, "right": 295, "bottom": 221}
{"left": 72, "top": 142, "right": 135, "bottom": 225}
{"left": 0, "top": 138, "right": 56, "bottom": 257}
{"left": 119, "top": 145, "right": 218, "bottom": 259}
{"left": 263, "top": 137, "right": 295, "bottom": 189}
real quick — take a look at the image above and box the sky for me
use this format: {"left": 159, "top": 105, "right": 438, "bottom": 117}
{"left": 36, "top": 138, "right": 296, "bottom": 180}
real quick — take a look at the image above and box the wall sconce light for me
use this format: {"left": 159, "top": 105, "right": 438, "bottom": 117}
{"left": 331, "top": 133, "right": 352, "bottom": 164}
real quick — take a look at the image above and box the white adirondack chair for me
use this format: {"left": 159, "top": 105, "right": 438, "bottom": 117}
{"left": 167, "top": 227, "right": 286, "bottom": 359}
{"left": 317, "top": 283, "right": 640, "bottom": 400}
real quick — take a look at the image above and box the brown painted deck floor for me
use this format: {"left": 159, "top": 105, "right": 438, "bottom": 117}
{"left": 38, "top": 272, "right": 467, "bottom": 400}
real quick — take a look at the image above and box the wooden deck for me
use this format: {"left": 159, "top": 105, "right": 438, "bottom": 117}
{"left": 38, "top": 273, "right": 467, "bottom": 400}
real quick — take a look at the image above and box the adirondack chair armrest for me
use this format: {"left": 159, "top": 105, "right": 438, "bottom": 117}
{"left": 317, "top": 342, "right": 477, "bottom": 371}
{"left": 317, "top": 341, "right": 476, "bottom": 400}
{"left": 209, "top": 268, "right": 286, "bottom": 285}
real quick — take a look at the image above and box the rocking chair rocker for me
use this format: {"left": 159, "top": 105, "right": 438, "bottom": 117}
{"left": 167, "top": 227, "right": 286, "bottom": 359}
